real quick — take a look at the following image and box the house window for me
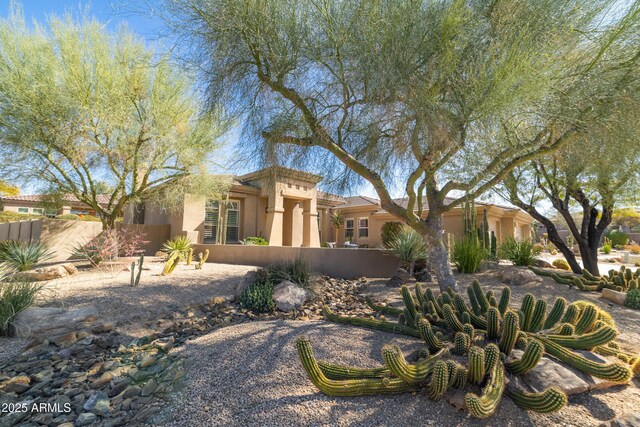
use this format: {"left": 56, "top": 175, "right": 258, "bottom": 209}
{"left": 70, "top": 209, "right": 89, "bottom": 215}
{"left": 32, "top": 208, "right": 44, "bottom": 215}
{"left": 204, "top": 200, "right": 241, "bottom": 243}
{"left": 226, "top": 201, "right": 240, "bottom": 243}
{"left": 345, "top": 218, "right": 354, "bottom": 240}
{"left": 17, "top": 207, "right": 28, "bottom": 213}
{"left": 358, "top": 218, "right": 369, "bottom": 238}
{"left": 204, "top": 200, "right": 220, "bottom": 243}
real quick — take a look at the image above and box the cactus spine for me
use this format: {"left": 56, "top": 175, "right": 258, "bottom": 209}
{"left": 486, "top": 307, "right": 500, "bottom": 340}
{"left": 506, "top": 339, "right": 544, "bottom": 375}
{"left": 543, "top": 297, "right": 567, "bottom": 330}
{"left": 467, "top": 346, "right": 486, "bottom": 385}
{"left": 453, "top": 332, "right": 471, "bottom": 356}
{"left": 499, "top": 310, "right": 520, "bottom": 354}
{"left": 465, "top": 362, "right": 505, "bottom": 419}
{"left": 427, "top": 360, "right": 450, "bottom": 400}
{"left": 528, "top": 300, "right": 547, "bottom": 333}
{"left": 507, "top": 387, "right": 568, "bottom": 413}
{"left": 498, "top": 287, "right": 511, "bottom": 315}
{"left": 317, "top": 361, "right": 389, "bottom": 380}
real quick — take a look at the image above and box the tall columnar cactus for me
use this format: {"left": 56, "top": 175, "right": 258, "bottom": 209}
{"left": 486, "top": 307, "right": 500, "bottom": 340}
{"left": 186, "top": 248, "right": 193, "bottom": 266}
{"left": 195, "top": 249, "right": 210, "bottom": 270}
{"left": 130, "top": 253, "right": 144, "bottom": 287}
{"left": 299, "top": 280, "right": 636, "bottom": 419}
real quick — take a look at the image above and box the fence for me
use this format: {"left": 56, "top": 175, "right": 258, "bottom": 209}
{"left": 192, "top": 244, "right": 399, "bottom": 279}
{"left": 0, "top": 219, "right": 43, "bottom": 242}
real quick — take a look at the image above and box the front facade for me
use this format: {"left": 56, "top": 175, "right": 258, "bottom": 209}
{"left": 126, "top": 166, "right": 534, "bottom": 248}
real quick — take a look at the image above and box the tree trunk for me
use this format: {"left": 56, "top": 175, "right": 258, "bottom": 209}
{"left": 423, "top": 211, "right": 457, "bottom": 292}
{"left": 578, "top": 242, "right": 600, "bottom": 276}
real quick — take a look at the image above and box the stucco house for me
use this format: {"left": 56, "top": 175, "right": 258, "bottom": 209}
{"left": 126, "top": 166, "right": 534, "bottom": 248}
{"left": 1, "top": 194, "right": 110, "bottom": 217}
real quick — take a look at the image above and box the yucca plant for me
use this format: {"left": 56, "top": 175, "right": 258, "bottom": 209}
{"left": 162, "top": 236, "right": 193, "bottom": 260}
{"left": 384, "top": 227, "right": 428, "bottom": 275}
{"left": 499, "top": 237, "right": 541, "bottom": 266}
{"left": 452, "top": 237, "right": 485, "bottom": 274}
{"left": 0, "top": 240, "right": 53, "bottom": 271}
{"left": 267, "top": 257, "right": 311, "bottom": 287}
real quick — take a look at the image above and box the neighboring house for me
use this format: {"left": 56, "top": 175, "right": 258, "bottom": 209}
{"left": 125, "top": 166, "right": 534, "bottom": 248}
{"left": 0, "top": 194, "right": 111, "bottom": 217}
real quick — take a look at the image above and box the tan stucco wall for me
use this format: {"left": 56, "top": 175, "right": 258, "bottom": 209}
{"left": 40, "top": 219, "right": 104, "bottom": 262}
{"left": 192, "top": 244, "right": 399, "bottom": 279}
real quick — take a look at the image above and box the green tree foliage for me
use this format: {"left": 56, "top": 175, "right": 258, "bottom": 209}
{"left": 0, "top": 7, "right": 230, "bottom": 228}
{"left": 163, "top": 0, "right": 639, "bottom": 290}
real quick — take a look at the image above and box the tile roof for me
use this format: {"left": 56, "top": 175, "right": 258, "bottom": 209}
{"left": 1, "top": 194, "right": 111, "bottom": 206}
{"left": 334, "top": 195, "right": 381, "bottom": 208}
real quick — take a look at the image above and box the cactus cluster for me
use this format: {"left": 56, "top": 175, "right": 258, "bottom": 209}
{"left": 530, "top": 265, "right": 640, "bottom": 293}
{"left": 297, "top": 280, "right": 639, "bottom": 419}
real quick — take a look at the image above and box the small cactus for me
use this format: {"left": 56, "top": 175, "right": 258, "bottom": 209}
{"left": 130, "top": 254, "right": 144, "bottom": 286}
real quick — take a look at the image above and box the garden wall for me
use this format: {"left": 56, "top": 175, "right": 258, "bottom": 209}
{"left": 40, "top": 219, "right": 103, "bottom": 262}
{"left": 0, "top": 219, "right": 42, "bottom": 242}
{"left": 192, "top": 244, "right": 399, "bottom": 279}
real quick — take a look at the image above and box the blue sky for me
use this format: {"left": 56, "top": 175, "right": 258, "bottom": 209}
{"left": 0, "top": 1, "right": 386, "bottom": 199}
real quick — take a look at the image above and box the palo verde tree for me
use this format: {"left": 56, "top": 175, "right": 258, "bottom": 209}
{"left": 497, "top": 4, "right": 640, "bottom": 276}
{"left": 0, "top": 8, "right": 230, "bottom": 229}
{"left": 163, "top": 0, "right": 638, "bottom": 290}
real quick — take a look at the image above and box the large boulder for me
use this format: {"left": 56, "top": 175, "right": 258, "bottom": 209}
{"left": 601, "top": 288, "right": 627, "bottom": 306}
{"left": 387, "top": 267, "right": 414, "bottom": 287}
{"left": 13, "top": 263, "right": 78, "bottom": 281}
{"left": 498, "top": 267, "right": 543, "bottom": 287}
{"left": 12, "top": 306, "right": 99, "bottom": 345}
{"left": 234, "top": 270, "right": 259, "bottom": 299}
{"left": 273, "top": 280, "right": 310, "bottom": 312}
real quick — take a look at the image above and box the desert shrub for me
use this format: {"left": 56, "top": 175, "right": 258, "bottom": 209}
{"left": 266, "top": 257, "right": 310, "bottom": 287}
{"left": 533, "top": 243, "right": 545, "bottom": 253}
{"left": 79, "top": 215, "right": 102, "bottom": 222}
{"left": 0, "top": 269, "right": 44, "bottom": 335}
{"left": 499, "top": 237, "right": 541, "bottom": 266}
{"left": 602, "top": 243, "right": 612, "bottom": 254}
{"left": 55, "top": 213, "right": 80, "bottom": 221}
{"left": 452, "top": 237, "right": 484, "bottom": 273}
{"left": 625, "top": 289, "right": 640, "bottom": 310}
{"left": 242, "top": 236, "right": 269, "bottom": 246}
{"left": 623, "top": 244, "right": 640, "bottom": 255}
{"left": 606, "top": 230, "right": 629, "bottom": 248}
{"left": 552, "top": 259, "right": 571, "bottom": 270}
{"left": 381, "top": 222, "right": 404, "bottom": 247}
{"left": 162, "top": 235, "right": 193, "bottom": 260}
{"left": 0, "top": 240, "right": 53, "bottom": 271}
{"left": 384, "top": 227, "right": 427, "bottom": 274}
{"left": 73, "top": 228, "right": 148, "bottom": 266}
{"left": 239, "top": 269, "right": 276, "bottom": 313}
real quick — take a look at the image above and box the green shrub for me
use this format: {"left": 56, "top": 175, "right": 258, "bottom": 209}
{"left": 0, "top": 211, "right": 44, "bottom": 223}
{"left": 384, "top": 227, "right": 427, "bottom": 274}
{"left": 239, "top": 269, "right": 276, "bottom": 313}
{"left": 0, "top": 269, "right": 44, "bottom": 335}
{"left": 55, "top": 213, "right": 80, "bottom": 221}
{"left": 552, "top": 259, "right": 571, "bottom": 271}
{"left": 498, "top": 237, "right": 541, "bottom": 266}
{"left": 162, "top": 235, "right": 193, "bottom": 260}
{"left": 381, "top": 222, "right": 404, "bottom": 247}
{"left": 625, "top": 289, "right": 640, "bottom": 310}
{"left": 606, "top": 230, "right": 629, "bottom": 248}
{"left": 79, "top": 215, "right": 102, "bottom": 222}
{"left": 602, "top": 244, "right": 612, "bottom": 254}
{"left": 242, "top": 236, "right": 269, "bottom": 246}
{"left": 267, "top": 257, "right": 311, "bottom": 287}
{"left": 452, "top": 237, "right": 484, "bottom": 273}
{"left": 0, "top": 240, "right": 53, "bottom": 271}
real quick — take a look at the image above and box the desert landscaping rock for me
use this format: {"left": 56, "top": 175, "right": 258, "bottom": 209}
{"left": 602, "top": 288, "right": 628, "bottom": 306}
{"left": 13, "top": 262, "right": 78, "bottom": 281}
{"left": 12, "top": 306, "right": 98, "bottom": 341}
{"left": 273, "top": 280, "right": 310, "bottom": 311}
{"left": 498, "top": 266, "right": 544, "bottom": 286}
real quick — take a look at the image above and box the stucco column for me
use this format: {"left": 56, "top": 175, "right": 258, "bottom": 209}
{"left": 302, "top": 198, "right": 320, "bottom": 247}
{"left": 266, "top": 190, "right": 284, "bottom": 246}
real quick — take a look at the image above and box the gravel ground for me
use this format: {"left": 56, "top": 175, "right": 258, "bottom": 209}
{"left": 156, "top": 320, "right": 640, "bottom": 427}
{"left": 0, "top": 259, "right": 255, "bottom": 365}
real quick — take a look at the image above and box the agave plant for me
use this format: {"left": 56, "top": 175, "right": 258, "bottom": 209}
{"left": 384, "top": 227, "right": 427, "bottom": 275}
{"left": 0, "top": 240, "right": 53, "bottom": 272}
{"left": 162, "top": 236, "right": 193, "bottom": 260}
